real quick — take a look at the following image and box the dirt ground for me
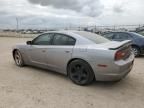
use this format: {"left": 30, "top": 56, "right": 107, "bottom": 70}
{"left": 0, "top": 31, "right": 37, "bottom": 38}
{"left": 0, "top": 37, "right": 144, "bottom": 108}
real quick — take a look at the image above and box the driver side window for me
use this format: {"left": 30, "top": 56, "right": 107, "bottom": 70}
{"left": 32, "top": 33, "right": 53, "bottom": 45}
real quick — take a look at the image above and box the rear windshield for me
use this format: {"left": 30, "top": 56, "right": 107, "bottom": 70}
{"left": 75, "top": 31, "right": 110, "bottom": 44}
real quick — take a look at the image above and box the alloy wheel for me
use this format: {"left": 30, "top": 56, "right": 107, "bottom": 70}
{"left": 69, "top": 63, "right": 90, "bottom": 84}
{"left": 14, "top": 50, "right": 23, "bottom": 66}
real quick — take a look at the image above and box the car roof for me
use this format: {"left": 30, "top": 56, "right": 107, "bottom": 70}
{"left": 103, "top": 31, "right": 144, "bottom": 39}
{"left": 39, "top": 31, "right": 109, "bottom": 44}
{"left": 42, "top": 30, "right": 98, "bottom": 38}
{"left": 44, "top": 30, "right": 90, "bottom": 34}
{"left": 102, "top": 31, "right": 133, "bottom": 36}
{"left": 106, "top": 31, "right": 131, "bottom": 33}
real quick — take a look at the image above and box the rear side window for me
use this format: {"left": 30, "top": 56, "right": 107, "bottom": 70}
{"left": 53, "top": 34, "right": 76, "bottom": 45}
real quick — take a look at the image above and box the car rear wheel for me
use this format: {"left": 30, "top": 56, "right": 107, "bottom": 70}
{"left": 14, "top": 50, "right": 24, "bottom": 67}
{"left": 68, "top": 60, "right": 94, "bottom": 85}
{"left": 132, "top": 46, "right": 140, "bottom": 57}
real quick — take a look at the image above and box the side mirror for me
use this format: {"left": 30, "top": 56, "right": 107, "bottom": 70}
{"left": 26, "top": 41, "right": 32, "bottom": 45}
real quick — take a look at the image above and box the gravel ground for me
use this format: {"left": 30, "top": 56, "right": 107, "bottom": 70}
{"left": 0, "top": 37, "right": 144, "bottom": 108}
{"left": 0, "top": 32, "right": 37, "bottom": 38}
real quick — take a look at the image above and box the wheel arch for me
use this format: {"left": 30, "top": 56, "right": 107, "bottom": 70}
{"left": 12, "top": 49, "right": 18, "bottom": 60}
{"left": 131, "top": 44, "right": 141, "bottom": 52}
{"left": 66, "top": 58, "right": 95, "bottom": 77}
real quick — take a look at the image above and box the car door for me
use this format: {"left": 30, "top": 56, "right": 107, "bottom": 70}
{"left": 45, "top": 33, "right": 76, "bottom": 74}
{"left": 113, "top": 32, "right": 131, "bottom": 41}
{"left": 27, "top": 33, "right": 53, "bottom": 66}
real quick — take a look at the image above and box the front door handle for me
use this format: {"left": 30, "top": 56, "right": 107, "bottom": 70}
{"left": 42, "top": 50, "right": 46, "bottom": 53}
{"left": 65, "top": 51, "right": 70, "bottom": 53}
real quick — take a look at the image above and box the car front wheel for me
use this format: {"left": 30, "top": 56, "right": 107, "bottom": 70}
{"left": 14, "top": 50, "right": 24, "bottom": 67}
{"left": 68, "top": 60, "right": 94, "bottom": 85}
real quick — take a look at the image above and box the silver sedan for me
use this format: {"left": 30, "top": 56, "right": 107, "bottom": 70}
{"left": 12, "top": 31, "right": 134, "bottom": 85}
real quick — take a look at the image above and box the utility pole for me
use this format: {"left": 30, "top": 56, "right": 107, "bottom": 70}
{"left": 94, "top": 25, "right": 97, "bottom": 33}
{"left": 16, "top": 17, "right": 19, "bottom": 32}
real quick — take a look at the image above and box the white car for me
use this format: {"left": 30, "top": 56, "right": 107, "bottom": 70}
{"left": 12, "top": 31, "right": 134, "bottom": 85}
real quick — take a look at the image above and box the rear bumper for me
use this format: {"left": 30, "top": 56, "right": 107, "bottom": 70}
{"left": 95, "top": 61, "right": 133, "bottom": 81}
{"left": 91, "top": 54, "right": 134, "bottom": 81}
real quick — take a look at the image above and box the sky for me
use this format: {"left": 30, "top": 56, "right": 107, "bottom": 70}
{"left": 0, "top": 0, "right": 144, "bottom": 29}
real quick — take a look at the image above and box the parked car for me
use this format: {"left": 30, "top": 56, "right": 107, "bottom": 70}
{"left": 137, "top": 31, "right": 144, "bottom": 36}
{"left": 102, "top": 31, "right": 144, "bottom": 56}
{"left": 12, "top": 31, "right": 134, "bottom": 85}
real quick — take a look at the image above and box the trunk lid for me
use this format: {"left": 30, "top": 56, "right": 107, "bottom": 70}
{"left": 99, "top": 40, "right": 133, "bottom": 60}
{"left": 99, "top": 40, "right": 132, "bottom": 50}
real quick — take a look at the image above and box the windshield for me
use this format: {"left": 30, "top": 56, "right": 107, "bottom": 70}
{"left": 75, "top": 31, "right": 110, "bottom": 44}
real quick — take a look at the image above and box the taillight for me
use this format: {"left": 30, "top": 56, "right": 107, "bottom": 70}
{"left": 115, "top": 50, "right": 126, "bottom": 61}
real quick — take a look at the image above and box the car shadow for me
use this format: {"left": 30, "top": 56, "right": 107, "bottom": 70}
{"left": 25, "top": 65, "right": 69, "bottom": 80}
{"left": 16, "top": 64, "right": 136, "bottom": 90}
{"left": 91, "top": 80, "right": 125, "bottom": 87}
{"left": 25, "top": 65, "right": 131, "bottom": 88}
{"left": 136, "top": 54, "right": 144, "bottom": 58}
{"left": 82, "top": 77, "right": 135, "bottom": 91}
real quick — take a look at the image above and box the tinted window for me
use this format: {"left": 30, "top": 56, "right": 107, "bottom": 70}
{"left": 130, "top": 32, "right": 144, "bottom": 38}
{"left": 114, "top": 33, "right": 121, "bottom": 39}
{"left": 53, "top": 34, "right": 75, "bottom": 45}
{"left": 67, "top": 37, "right": 76, "bottom": 45}
{"left": 114, "top": 33, "right": 131, "bottom": 40}
{"left": 103, "top": 33, "right": 114, "bottom": 39}
{"left": 32, "top": 33, "right": 53, "bottom": 45}
{"left": 75, "top": 31, "right": 110, "bottom": 44}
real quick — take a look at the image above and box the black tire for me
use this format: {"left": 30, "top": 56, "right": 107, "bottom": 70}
{"left": 14, "top": 50, "right": 24, "bottom": 67}
{"left": 68, "top": 59, "right": 94, "bottom": 85}
{"left": 132, "top": 46, "right": 140, "bottom": 57}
